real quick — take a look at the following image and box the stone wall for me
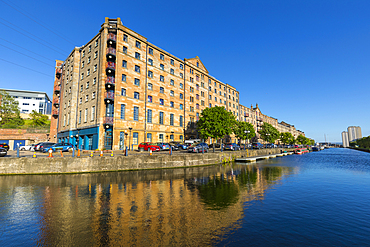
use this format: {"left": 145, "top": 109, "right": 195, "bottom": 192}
{"left": 0, "top": 149, "right": 284, "bottom": 175}
{"left": 0, "top": 128, "right": 49, "bottom": 149}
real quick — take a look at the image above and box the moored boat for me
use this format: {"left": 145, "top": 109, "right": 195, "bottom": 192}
{"left": 295, "top": 148, "right": 309, "bottom": 154}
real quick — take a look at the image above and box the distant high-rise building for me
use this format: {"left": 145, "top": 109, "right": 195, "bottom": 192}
{"left": 341, "top": 131, "right": 349, "bottom": 147}
{"left": 347, "top": 126, "right": 362, "bottom": 142}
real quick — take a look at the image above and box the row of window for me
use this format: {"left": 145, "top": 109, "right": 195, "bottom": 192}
{"left": 13, "top": 96, "right": 44, "bottom": 100}
{"left": 120, "top": 105, "right": 184, "bottom": 126}
{"left": 81, "top": 39, "right": 99, "bottom": 58}
{"left": 120, "top": 61, "right": 240, "bottom": 103}
{"left": 64, "top": 106, "right": 95, "bottom": 126}
{"left": 123, "top": 33, "right": 184, "bottom": 69}
{"left": 119, "top": 57, "right": 240, "bottom": 99}
{"left": 81, "top": 52, "right": 98, "bottom": 68}
{"left": 81, "top": 64, "right": 98, "bottom": 79}
{"left": 78, "top": 106, "right": 96, "bottom": 124}
{"left": 64, "top": 78, "right": 97, "bottom": 96}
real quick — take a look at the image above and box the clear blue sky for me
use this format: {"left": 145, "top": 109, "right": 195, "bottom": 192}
{"left": 0, "top": 0, "right": 369, "bottom": 142}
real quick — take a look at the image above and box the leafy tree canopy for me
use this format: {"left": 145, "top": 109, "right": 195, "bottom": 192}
{"left": 296, "top": 135, "right": 306, "bottom": 145}
{"left": 280, "top": 132, "right": 294, "bottom": 145}
{"left": 258, "top": 122, "right": 280, "bottom": 143}
{"left": 289, "top": 137, "right": 296, "bottom": 145}
{"left": 197, "top": 106, "right": 236, "bottom": 141}
{"left": 0, "top": 90, "right": 24, "bottom": 128}
{"left": 233, "top": 121, "right": 256, "bottom": 141}
{"left": 30, "top": 110, "right": 49, "bottom": 127}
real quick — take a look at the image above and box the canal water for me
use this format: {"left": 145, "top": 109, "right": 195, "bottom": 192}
{"left": 0, "top": 148, "right": 369, "bottom": 246}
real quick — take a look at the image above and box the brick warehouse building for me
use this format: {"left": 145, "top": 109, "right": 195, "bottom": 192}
{"left": 50, "top": 17, "right": 304, "bottom": 150}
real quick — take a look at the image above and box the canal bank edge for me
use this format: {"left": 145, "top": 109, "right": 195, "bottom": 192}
{"left": 0, "top": 149, "right": 288, "bottom": 175}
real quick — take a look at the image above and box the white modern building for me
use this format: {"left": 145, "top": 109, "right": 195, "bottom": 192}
{"left": 341, "top": 131, "right": 349, "bottom": 147}
{"left": 347, "top": 126, "right": 362, "bottom": 142}
{"left": 0, "top": 89, "right": 52, "bottom": 115}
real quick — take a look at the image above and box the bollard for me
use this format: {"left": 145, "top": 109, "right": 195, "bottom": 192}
{"left": 90, "top": 151, "right": 93, "bottom": 157}
{"left": 77, "top": 149, "right": 80, "bottom": 157}
{"left": 72, "top": 147, "right": 75, "bottom": 158}
{"left": 33, "top": 152, "right": 37, "bottom": 158}
{"left": 17, "top": 147, "right": 20, "bottom": 158}
{"left": 100, "top": 150, "right": 103, "bottom": 157}
{"left": 131, "top": 144, "right": 133, "bottom": 151}
{"left": 170, "top": 147, "right": 172, "bottom": 155}
{"left": 48, "top": 148, "right": 53, "bottom": 158}
{"left": 202, "top": 146, "right": 204, "bottom": 154}
{"left": 149, "top": 149, "right": 152, "bottom": 155}
{"left": 60, "top": 150, "right": 63, "bottom": 157}
{"left": 125, "top": 147, "right": 128, "bottom": 156}
{"left": 111, "top": 151, "right": 114, "bottom": 157}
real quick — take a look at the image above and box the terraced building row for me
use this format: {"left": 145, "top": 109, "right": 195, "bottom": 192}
{"left": 49, "top": 17, "right": 304, "bottom": 150}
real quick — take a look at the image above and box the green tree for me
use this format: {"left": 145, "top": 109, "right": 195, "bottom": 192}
{"left": 296, "top": 134, "right": 306, "bottom": 145}
{"left": 233, "top": 121, "right": 256, "bottom": 145}
{"left": 30, "top": 110, "right": 49, "bottom": 127}
{"left": 0, "top": 90, "right": 24, "bottom": 128}
{"left": 289, "top": 136, "right": 296, "bottom": 145}
{"left": 258, "top": 122, "right": 280, "bottom": 143}
{"left": 197, "top": 106, "right": 236, "bottom": 150}
{"left": 310, "top": 139, "right": 315, "bottom": 146}
{"left": 280, "top": 132, "right": 293, "bottom": 145}
{"left": 304, "top": 137, "right": 311, "bottom": 146}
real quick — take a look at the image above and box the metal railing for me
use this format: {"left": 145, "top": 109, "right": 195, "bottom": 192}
{"left": 107, "top": 33, "right": 117, "bottom": 42}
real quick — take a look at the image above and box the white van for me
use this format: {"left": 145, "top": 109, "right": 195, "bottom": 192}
{"left": 185, "top": 139, "right": 201, "bottom": 145}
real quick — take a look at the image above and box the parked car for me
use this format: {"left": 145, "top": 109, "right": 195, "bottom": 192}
{"left": 0, "top": 147, "right": 7, "bottom": 157}
{"left": 170, "top": 144, "right": 179, "bottom": 151}
{"left": 187, "top": 143, "right": 209, "bottom": 153}
{"left": 38, "top": 142, "right": 56, "bottom": 152}
{"left": 138, "top": 142, "right": 161, "bottom": 152}
{"left": 0, "top": 143, "right": 9, "bottom": 151}
{"left": 174, "top": 142, "right": 189, "bottom": 150}
{"left": 155, "top": 142, "right": 171, "bottom": 151}
{"left": 240, "top": 143, "right": 252, "bottom": 149}
{"left": 224, "top": 143, "right": 241, "bottom": 151}
{"left": 184, "top": 139, "right": 201, "bottom": 145}
{"left": 33, "top": 142, "right": 42, "bottom": 151}
{"left": 43, "top": 143, "right": 74, "bottom": 153}
{"left": 265, "top": 143, "right": 276, "bottom": 148}
{"left": 35, "top": 142, "right": 50, "bottom": 151}
{"left": 169, "top": 142, "right": 181, "bottom": 151}
{"left": 19, "top": 144, "right": 36, "bottom": 151}
{"left": 209, "top": 143, "right": 221, "bottom": 148}
{"left": 252, "top": 142, "right": 264, "bottom": 149}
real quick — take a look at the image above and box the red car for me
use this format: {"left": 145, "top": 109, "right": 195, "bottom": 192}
{"left": 138, "top": 142, "right": 160, "bottom": 151}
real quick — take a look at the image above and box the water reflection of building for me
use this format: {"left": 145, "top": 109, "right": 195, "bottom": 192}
{"left": 29, "top": 165, "right": 293, "bottom": 245}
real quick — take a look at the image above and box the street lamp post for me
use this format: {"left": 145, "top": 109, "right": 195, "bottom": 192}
{"left": 128, "top": 127, "right": 132, "bottom": 151}
{"left": 124, "top": 132, "right": 128, "bottom": 156}
{"left": 244, "top": 130, "right": 250, "bottom": 151}
{"left": 70, "top": 135, "right": 75, "bottom": 157}
{"left": 76, "top": 134, "right": 79, "bottom": 150}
